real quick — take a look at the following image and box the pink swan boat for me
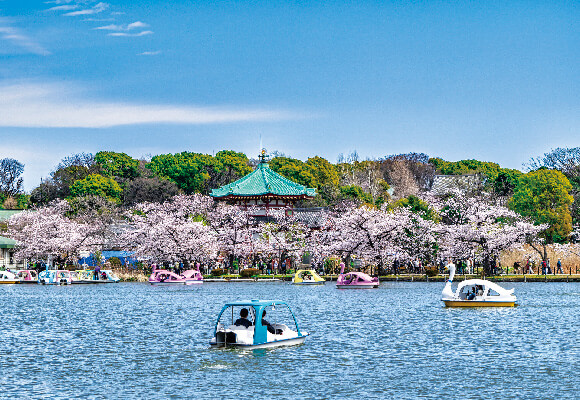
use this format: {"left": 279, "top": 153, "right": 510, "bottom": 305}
{"left": 336, "top": 262, "right": 379, "bottom": 289}
{"left": 148, "top": 264, "right": 203, "bottom": 285}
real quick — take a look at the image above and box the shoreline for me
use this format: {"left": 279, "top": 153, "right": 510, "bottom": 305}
{"left": 114, "top": 272, "right": 580, "bottom": 283}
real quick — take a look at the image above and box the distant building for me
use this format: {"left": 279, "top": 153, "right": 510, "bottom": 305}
{"left": 0, "top": 210, "right": 25, "bottom": 269}
{"left": 210, "top": 150, "right": 316, "bottom": 215}
{"left": 429, "top": 174, "right": 484, "bottom": 196}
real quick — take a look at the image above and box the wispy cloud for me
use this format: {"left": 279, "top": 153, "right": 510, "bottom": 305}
{"left": 0, "top": 23, "right": 50, "bottom": 56}
{"left": 138, "top": 50, "right": 161, "bottom": 56}
{"left": 46, "top": 4, "right": 78, "bottom": 11}
{"left": 0, "top": 82, "right": 301, "bottom": 128}
{"left": 95, "top": 21, "right": 148, "bottom": 31}
{"left": 108, "top": 30, "right": 153, "bottom": 37}
{"left": 64, "top": 2, "right": 108, "bottom": 17}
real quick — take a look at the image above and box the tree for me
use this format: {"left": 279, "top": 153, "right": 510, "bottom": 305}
{"left": 528, "top": 147, "right": 580, "bottom": 226}
{"left": 147, "top": 152, "right": 215, "bottom": 194}
{"left": 70, "top": 174, "right": 122, "bottom": 202}
{"left": 95, "top": 151, "right": 139, "bottom": 180}
{"left": 123, "top": 195, "right": 216, "bottom": 265}
{"left": 7, "top": 200, "right": 110, "bottom": 263}
{"left": 339, "top": 185, "right": 374, "bottom": 205}
{"left": 122, "top": 177, "right": 180, "bottom": 206}
{"left": 211, "top": 150, "right": 252, "bottom": 188}
{"left": 509, "top": 169, "right": 574, "bottom": 243}
{"left": 269, "top": 156, "right": 317, "bottom": 188}
{"left": 438, "top": 191, "right": 546, "bottom": 274}
{"left": 0, "top": 158, "right": 24, "bottom": 197}
{"left": 388, "top": 195, "right": 439, "bottom": 221}
{"left": 30, "top": 153, "right": 99, "bottom": 205}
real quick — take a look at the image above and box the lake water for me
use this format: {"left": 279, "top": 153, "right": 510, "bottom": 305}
{"left": 1, "top": 281, "right": 579, "bottom": 399}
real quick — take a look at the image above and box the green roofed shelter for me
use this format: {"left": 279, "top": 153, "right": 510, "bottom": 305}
{"left": 0, "top": 210, "right": 21, "bottom": 221}
{"left": 210, "top": 151, "right": 316, "bottom": 211}
{"left": 0, "top": 236, "right": 16, "bottom": 249}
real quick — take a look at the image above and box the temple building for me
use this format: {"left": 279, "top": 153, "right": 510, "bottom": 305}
{"left": 210, "top": 150, "right": 316, "bottom": 216}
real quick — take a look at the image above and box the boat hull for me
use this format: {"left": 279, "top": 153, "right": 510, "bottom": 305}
{"left": 292, "top": 281, "right": 324, "bottom": 285}
{"left": 211, "top": 335, "right": 308, "bottom": 349}
{"left": 443, "top": 300, "right": 516, "bottom": 307}
{"left": 336, "top": 283, "right": 379, "bottom": 289}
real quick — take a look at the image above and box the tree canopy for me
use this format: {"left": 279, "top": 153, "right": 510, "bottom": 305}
{"left": 509, "top": 169, "right": 574, "bottom": 243}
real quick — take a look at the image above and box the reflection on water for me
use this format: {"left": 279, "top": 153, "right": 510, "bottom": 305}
{"left": 1, "top": 282, "right": 579, "bottom": 399}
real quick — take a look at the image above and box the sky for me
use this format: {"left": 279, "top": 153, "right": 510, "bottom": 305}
{"left": 0, "top": 0, "right": 578, "bottom": 191}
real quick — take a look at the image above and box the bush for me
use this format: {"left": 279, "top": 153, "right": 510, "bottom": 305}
{"left": 211, "top": 268, "right": 227, "bottom": 276}
{"left": 240, "top": 268, "right": 260, "bottom": 278}
{"left": 425, "top": 266, "right": 438, "bottom": 277}
{"left": 108, "top": 257, "right": 122, "bottom": 267}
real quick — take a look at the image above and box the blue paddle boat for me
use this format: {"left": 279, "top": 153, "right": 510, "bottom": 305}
{"left": 210, "top": 300, "right": 309, "bottom": 349}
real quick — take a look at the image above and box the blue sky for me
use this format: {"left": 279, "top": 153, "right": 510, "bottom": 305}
{"left": 0, "top": 0, "right": 578, "bottom": 191}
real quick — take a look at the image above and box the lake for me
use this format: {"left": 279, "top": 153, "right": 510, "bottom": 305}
{"left": 1, "top": 281, "right": 578, "bottom": 399}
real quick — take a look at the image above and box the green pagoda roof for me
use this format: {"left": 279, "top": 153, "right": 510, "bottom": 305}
{"left": 211, "top": 162, "right": 316, "bottom": 199}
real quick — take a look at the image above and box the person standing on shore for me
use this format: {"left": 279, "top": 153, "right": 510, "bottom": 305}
{"left": 557, "top": 258, "right": 563, "bottom": 274}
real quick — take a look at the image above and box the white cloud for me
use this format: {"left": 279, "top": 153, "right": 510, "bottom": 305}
{"left": 64, "top": 2, "right": 108, "bottom": 16}
{"left": 95, "top": 21, "right": 148, "bottom": 31}
{"left": 46, "top": 4, "right": 78, "bottom": 11}
{"left": 0, "top": 82, "right": 301, "bottom": 128}
{"left": 0, "top": 24, "right": 50, "bottom": 56}
{"left": 138, "top": 50, "right": 161, "bottom": 56}
{"left": 108, "top": 30, "right": 153, "bottom": 37}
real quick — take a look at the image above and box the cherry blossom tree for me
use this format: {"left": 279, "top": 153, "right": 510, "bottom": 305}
{"left": 7, "top": 199, "right": 109, "bottom": 264}
{"left": 435, "top": 191, "right": 546, "bottom": 274}
{"left": 123, "top": 194, "right": 216, "bottom": 266}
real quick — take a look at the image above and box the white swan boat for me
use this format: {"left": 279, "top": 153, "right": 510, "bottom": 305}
{"left": 441, "top": 263, "right": 516, "bottom": 307}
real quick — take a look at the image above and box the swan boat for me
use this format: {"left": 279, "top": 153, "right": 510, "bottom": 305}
{"left": 292, "top": 269, "right": 325, "bottom": 285}
{"left": 0, "top": 270, "right": 20, "bottom": 284}
{"left": 210, "top": 300, "right": 309, "bottom": 349}
{"left": 336, "top": 262, "right": 379, "bottom": 289}
{"left": 441, "top": 263, "right": 516, "bottom": 307}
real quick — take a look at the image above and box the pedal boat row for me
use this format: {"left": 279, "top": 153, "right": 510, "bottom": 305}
{"left": 0, "top": 268, "right": 119, "bottom": 285}
{"left": 291, "top": 262, "right": 379, "bottom": 289}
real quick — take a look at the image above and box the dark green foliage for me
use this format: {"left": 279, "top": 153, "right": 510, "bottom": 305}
{"left": 240, "top": 268, "right": 260, "bottom": 277}
{"left": 122, "top": 177, "right": 180, "bottom": 206}
{"left": 95, "top": 151, "right": 140, "bottom": 180}
{"left": 211, "top": 268, "right": 227, "bottom": 276}
{"left": 389, "top": 195, "right": 439, "bottom": 221}
{"left": 339, "top": 185, "right": 374, "bottom": 204}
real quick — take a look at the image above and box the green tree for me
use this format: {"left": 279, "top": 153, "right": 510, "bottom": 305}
{"left": 147, "top": 152, "right": 215, "bottom": 194}
{"left": 388, "top": 194, "right": 439, "bottom": 221}
{"left": 339, "top": 185, "right": 374, "bottom": 205}
{"left": 306, "top": 156, "right": 339, "bottom": 188}
{"left": 509, "top": 169, "right": 574, "bottom": 243}
{"left": 269, "top": 157, "right": 317, "bottom": 188}
{"left": 95, "top": 151, "right": 140, "bottom": 179}
{"left": 212, "top": 150, "right": 252, "bottom": 187}
{"left": 70, "top": 174, "right": 122, "bottom": 201}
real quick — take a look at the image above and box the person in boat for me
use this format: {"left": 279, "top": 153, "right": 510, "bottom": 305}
{"left": 466, "top": 287, "right": 476, "bottom": 300}
{"left": 261, "top": 310, "right": 282, "bottom": 335}
{"left": 234, "top": 308, "right": 253, "bottom": 329}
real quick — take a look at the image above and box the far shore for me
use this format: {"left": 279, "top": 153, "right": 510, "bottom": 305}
{"left": 114, "top": 271, "right": 580, "bottom": 283}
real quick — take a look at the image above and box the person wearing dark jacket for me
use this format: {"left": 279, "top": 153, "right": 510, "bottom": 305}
{"left": 234, "top": 308, "right": 252, "bottom": 328}
{"left": 261, "top": 310, "right": 282, "bottom": 335}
